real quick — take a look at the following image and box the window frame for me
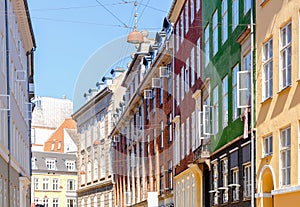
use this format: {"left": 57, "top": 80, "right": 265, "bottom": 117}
{"left": 204, "top": 24, "right": 210, "bottom": 67}
{"left": 222, "top": 75, "right": 228, "bottom": 128}
{"left": 232, "top": 0, "right": 239, "bottom": 30}
{"left": 280, "top": 127, "right": 291, "bottom": 186}
{"left": 263, "top": 135, "right": 273, "bottom": 157}
{"left": 243, "top": 164, "right": 251, "bottom": 199}
{"left": 221, "top": 0, "right": 228, "bottom": 44}
{"left": 262, "top": 39, "right": 273, "bottom": 100}
{"left": 212, "top": 9, "right": 219, "bottom": 55}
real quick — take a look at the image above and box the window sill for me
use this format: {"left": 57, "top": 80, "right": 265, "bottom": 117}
{"left": 260, "top": 0, "right": 271, "bottom": 7}
{"left": 261, "top": 153, "right": 273, "bottom": 159}
{"left": 277, "top": 85, "right": 291, "bottom": 94}
{"left": 261, "top": 96, "right": 272, "bottom": 104}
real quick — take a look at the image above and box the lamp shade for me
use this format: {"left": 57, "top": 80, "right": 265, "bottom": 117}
{"left": 127, "top": 29, "right": 144, "bottom": 44}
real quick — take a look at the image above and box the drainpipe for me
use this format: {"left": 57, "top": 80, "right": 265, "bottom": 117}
{"left": 4, "top": 0, "right": 12, "bottom": 206}
{"left": 250, "top": 5, "right": 255, "bottom": 207}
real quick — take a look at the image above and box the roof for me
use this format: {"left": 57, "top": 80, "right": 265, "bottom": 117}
{"left": 32, "top": 151, "right": 77, "bottom": 173}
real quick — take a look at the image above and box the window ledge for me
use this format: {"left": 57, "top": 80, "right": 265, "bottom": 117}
{"left": 261, "top": 153, "right": 273, "bottom": 159}
{"left": 260, "top": 96, "right": 272, "bottom": 104}
{"left": 260, "top": 0, "right": 271, "bottom": 7}
{"left": 277, "top": 85, "right": 291, "bottom": 95}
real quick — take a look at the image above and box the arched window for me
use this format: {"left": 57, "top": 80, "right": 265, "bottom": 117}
{"left": 94, "top": 159, "right": 98, "bottom": 180}
{"left": 87, "top": 161, "right": 92, "bottom": 183}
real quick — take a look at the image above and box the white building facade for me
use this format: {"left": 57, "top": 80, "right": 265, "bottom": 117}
{"left": 0, "top": 0, "right": 36, "bottom": 206}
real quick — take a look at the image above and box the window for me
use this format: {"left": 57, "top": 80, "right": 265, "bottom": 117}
{"left": 263, "top": 39, "right": 273, "bottom": 99}
{"left": 237, "top": 53, "right": 251, "bottom": 108}
{"left": 191, "top": 112, "right": 196, "bottom": 150}
{"left": 212, "top": 10, "right": 218, "bottom": 55}
{"left": 94, "top": 196, "right": 97, "bottom": 207}
{"left": 185, "top": 60, "right": 190, "bottom": 92}
{"left": 45, "top": 159, "right": 56, "bottom": 170}
{"left": 152, "top": 89, "right": 156, "bottom": 113}
{"left": 197, "top": 38, "right": 201, "bottom": 78}
{"left": 168, "top": 160, "right": 173, "bottom": 189}
{"left": 280, "top": 23, "right": 292, "bottom": 89}
{"left": 53, "top": 198, "right": 59, "bottom": 207}
{"left": 263, "top": 135, "right": 273, "bottom": 157}
{"left": 42, "top": 178, "right": 50, "bottom": 190}
{"left": 160, "top": 121, "right": 164, "bottom": 149}
{"left": 185, "top": 2, "right": 189, "bottom": 34}
{"left": 43, "top": 198, "right": 49, "bottom": 207}
{"left": 204, "top": 24, "right": 210, "bottom": 66}
{"left": 186, "top": 118, "right": 190, "bottom": 155}
{"left": 181, "top": 13, "right": 184, "bottom": 43}
{"left": 191, "top": 0, "right": 194, "bottom": 23}
{"left": 222, "top": 158, "right": 228, "bottom": 203}
{"left": 212, "top": 162, "right": 218, "bottom": 205}
{"left": 244, "top": 0, "right": 251, "bottom": 14}
{"left": 100, "top": 194, "right": 105, "bottom": 207}
{"left": 222, "top": 0, "right": 228, "bottom": 43}
{"left": 67, "top": 199, "right": 76, "bottom": 207}
{"left": 153, "top": 129, "right": 156, "bottom": 155}
{"left": 280, "top": 127, "right": 291, "bottom": 186}
{"left": 222, "top": 75, "right": 228, "bottom": 128}
{"left": 51, "top": 142, "right": 55, "bottom": 151}
{"left": 34, "top": 198, "right": 39, "bottom": 205}
{"left": 176, "top": 75, "right": 180, "bottom": 106}
{"left": 232, "top": 0, "right": 239, "bottom": 30}
{"left": 181, "top": 123, "right": 185, "bottom": 159}
{"left": 243, "top": 164, "right": 251, "bottom": 198}
{"left": 34, "top": 177, "right": 39, "bottom": 190}
{"left": 181, "top": 67, "right": 185, "bottom": 100}
{"left": 52, "top": 178, "right": 58, "bottom": 191}
{"left": 196, "top": 0, "right": 200, "bottom": 12}
{"left": 231, "top": 168, "right": 239, "bottom": 201}
{"left": 87, "top": 161, "right": 92, "bottom": 183}
{"left": 160, "top": 165, "right": 164, "bottom": 194}
{"left": 168, "top": 113, "right": 172, "bottom": 142}
{"left": 67, "top": 179, "right": 76, "bottom": 191}
{"left": 167, "top": 65, "right": 172, "bottom": 95}
{"left": 232, "top": 65, "right": 239, "bottom": 119}
{"left": 191, "top": 47, "right": 195, "bottom": 86}
{"left": 57, "top": 141, "right": 62, "bottom": 150}
{"left": 213, "top": 86, "right": 219, "bottom": 134}
{"left": 159, "top": 88, "right": 163, "bottom": 105}
{"left": 94, "top": 159, "right": 98, "bottom": 180}
{"left": 81, "top": 199, "right": 84, "bottom": 207}
{"left": 66, "top": 161, "right": 75, "bottom": 171}
{"left": 81, "top": 165, "right": 85, "bottom": 184}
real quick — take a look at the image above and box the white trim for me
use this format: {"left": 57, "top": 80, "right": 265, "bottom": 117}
{"left": 220, "top": 153, "right": 227, "bottom": 159}
{"left": 229, "top": 147, "right": 239, "bottom": 153}
{"left": 241, "top": 141, "right": 250, "bottom": 147}
{"left": 257, "top": 165, "right": 276, "bottom": 193}
{"left": 211, "top": 158, "right": 218, "bottom": 164}
{"left": 255, "top": 192, "right": 272, "bottom": 198}
{"left": 272, "top": 185, "right": 300, "bottom": 195}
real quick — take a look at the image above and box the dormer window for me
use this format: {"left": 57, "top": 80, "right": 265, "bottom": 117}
{"left": 66, "top": 160, "right": 76, "bottom": 171}
{"left": 32, "top": 157, "right": 37, "bottom": 169}
{"left": 46, "top": 158, "right": 56, "bottom": 170}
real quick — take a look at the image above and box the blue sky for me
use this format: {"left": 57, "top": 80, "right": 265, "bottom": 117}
{"left": 28, "top": 0, "right": 173, "bottom": 109}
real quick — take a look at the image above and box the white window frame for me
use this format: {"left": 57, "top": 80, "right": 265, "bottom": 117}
{"left": 66, "top": 161, "right": 75, "bottom": 171}
{"left": 52, "top": 178, "right": 59, "bottom": 191}
{"left": 280, "top": 127, "right": 291, "bottom": 186}
{"left": 87, "top": 161, "right": 92, "bottom": 183}
{"left": 204, "top": 24, "right": 210, "bottom": 66}
{"left": 181, "top": 123, "right": 185, "bottom": 159}
{"left": 186, "top": 117, "right": 190, "bottom": 155}
{"left": 181, "top": 67, "right": 185, "bottom": 100}
{"left": 212, "top": 10, "right": 218, "bottom": 55}
{"left": 212, "top": 162, "right": 219, "bottom": 205}
{"left": 221, "top": 158, "right": 228, "bottom": 203}
{"left": 42, "top": 178, "right": 50, "bottom": 190}
{"left": 243, "top": 164, "right": 251, "bottom": 198}
{"left": 263, "top": 135, "right": 273, "bottom": 157}
{"left": 212, "top": 86, "right": 219, "bottom": 134}
{"left": 53, "top": 198, "right": 59, "bottom": 207}
{"left": 34, "top": 177, "right": 39, "bottom": 190}
{"left": 221, "top": 0, "right": 228, "bottom": 43}
{"left": 222, "top": 75, "right": 228, "bottom": 128}
{"left": 232, "top": 64, "right": 239, "bottom": 119}
{"left": 185, "top": 61, "right": 190, "bottom": 93}
{"left": 67, "top": 179, "right": 76, "bottom": 191}
{"left": 262, "top": 39, "right": 273, "bottom": 100}
{"left": 231, "top": 168, "right": 239, "bottom": 201}
{"left": 45, "top": 159, "right": 56, "bottom": 170}
{"left": 190, "top": 0, "right": 194, "bottom": 23}
{"left": 280, "top": 22, "right": 292, "bottom": 90}
{"left": 185, "top": 1, "right": 189, "bottom": 34}
{"left": 197, "top": 38, "right": 201, "bottom": 78}
{"left": 232, "top": 0, "right": 239, "bottom": 30}
{"left": 67, "top": 199, "right": 76, "bottom": 207}
{"left": 191, "top": 47, "right": 195, "bottom": 85}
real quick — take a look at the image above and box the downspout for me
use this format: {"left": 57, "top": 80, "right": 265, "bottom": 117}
{"left": 250, "top": 5, "right": 255, "bottom": 207}
{"left": 4, "top": 0, "right": 11, "bottom": 206}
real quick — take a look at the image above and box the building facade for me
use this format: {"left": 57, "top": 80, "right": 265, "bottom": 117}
{"left": 170, "top": 0, "right": 203, "bottom": 206}
{"left": 31, "top": 151, "right": 77, "bottom": 207}
{"left": 255, "top": 0, "right": 300, "bottom": 206}
{"left": 200, "top": 0, "right": 255, "bottom": 206}
{"left": 31, "top": 96, "right": 73, "bottom": 152}
{"left": 73, "top": 69, "right": 125, "bottom": 207}
{"left": 0, "top": 0, "right": 36, "bottom": 206}
{"left": 111, "top": 19, "right": 174, "bottom": 207}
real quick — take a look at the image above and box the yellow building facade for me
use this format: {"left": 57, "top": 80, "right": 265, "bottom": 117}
{"left": 256, "top": 0, "right": 300, "bottom": 206}
{"left": 31, "top": 151, "right": 77, "bottom": 207}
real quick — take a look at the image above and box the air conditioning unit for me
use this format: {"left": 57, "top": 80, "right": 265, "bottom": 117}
{"left": 144, "top": 90, "right": 152, "bottom": 99}
{"left": 160, "top": 66, "right": 170, "bottom": 78}
{"left": 152, "top": 78, "right": 161, "bottom": 88}
{"left": 16, "top": 70, "right": 26, "bottom": 82}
